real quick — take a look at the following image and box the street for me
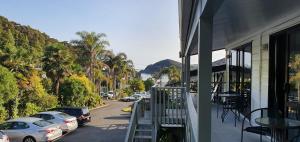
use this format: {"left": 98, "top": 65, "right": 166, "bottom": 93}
{"left": 57, "top": 100, "right": 132, "bottom": 142}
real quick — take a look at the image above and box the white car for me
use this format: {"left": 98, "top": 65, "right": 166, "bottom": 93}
{"left": 0, "top": 131, "right": 9, "bottom": 142}
{"left": 0, "top": 117, "right": 62, "bottom": 142}
{"left": 120, "top": 96, "right": 136, "bottom": 102}
{"left": 107, "top": 91, "right": 114, "bottom": 99}
{"left": 32, "top": 111, "right": 78, "bottom": 133}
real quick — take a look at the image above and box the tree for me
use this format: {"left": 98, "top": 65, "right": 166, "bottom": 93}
{"left": 129, "top": 78, "right": 145, "bottom": 92}
{"left": 42, "top": 43, "right": 74, "bottom": 104}
{"left": 156, "top": 65, "right": 181, "bottom": 85}
{"left": 71, "top": 31, "right": 110, "bottom": 82}
{"left": 144, "top": 78, "right": 155, "bottom": 91}
{"left": 18, "top": 71, "right": 58, "bottom": 116}
{"left": 0, "top": 29, "right": 18, "bottom": 68}
{"left": 0, "top": 65, "right": 19, "bottom": 120}
{"left": 60, "top": 75, "right": 102, "bottom": 107}
{"left": 103, "top": 52, "right": 135, "bottom": 91}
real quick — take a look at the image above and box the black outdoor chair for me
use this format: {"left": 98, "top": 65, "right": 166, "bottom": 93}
{"left": 241, "top": 108, "right": 271, "bottom": 142}
{"left": 221, "top": 95, "right": 241, "bottom": 126}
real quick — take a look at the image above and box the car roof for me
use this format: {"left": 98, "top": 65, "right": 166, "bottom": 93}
{"left": 38, "top": 111, "right": 62, "bottom": 115}
{"left": 54, "top": 106, "right": 88, "bottom": 110}
{"left": 7, "top": 117, "right": 43, "bottom": 123}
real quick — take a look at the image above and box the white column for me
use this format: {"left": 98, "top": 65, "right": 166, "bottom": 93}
{"left": 197, "top": 17, "right": 212, "bottom": 142}
{"left": 182, "top": 57, "right": 186, "bottom": 87}
{"left": 186, "top": 55, "right": 191, "bottom": 93}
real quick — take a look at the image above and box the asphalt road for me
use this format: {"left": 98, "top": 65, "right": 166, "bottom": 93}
{"left": 57, "top": 100, "right": 132, "bottom": 142}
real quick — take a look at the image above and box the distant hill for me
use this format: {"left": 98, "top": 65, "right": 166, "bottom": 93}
{"left": 140, "top": 59, "right": 181, "bottom": 75}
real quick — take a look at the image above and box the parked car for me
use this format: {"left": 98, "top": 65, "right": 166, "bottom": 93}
{"left": 49, "top": 107, "right": 91, "bottom": 126}
{"left": 0, "top": 131, "right": 9, "bottom": 142}
{"left": 107, "top": 91, "right": 114, "bottom": 99}
{"left": 132, "top": 94, "right": 143, "bottom": 100}
{"left": 120, "top": 96, "right": 136, "bottom": 102}
{"left": 0, "top": 117, "right": 62, "bottom": 142}
{"left": 31, "top": 111, "right": 78, "bottom": 133}
{"left": 100, "top": 92, "right": 109, "bottom": 99}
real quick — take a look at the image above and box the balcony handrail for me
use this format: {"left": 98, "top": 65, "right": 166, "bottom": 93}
{"left": 124, "top": 99, "right": 143, "bottom": 142}
{"left": 185, "top": 92, "right": 198, "bottom": 141}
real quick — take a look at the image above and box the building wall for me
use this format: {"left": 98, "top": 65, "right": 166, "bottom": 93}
{"left": 225, "top": 13, "right": 300, "bottom": 113}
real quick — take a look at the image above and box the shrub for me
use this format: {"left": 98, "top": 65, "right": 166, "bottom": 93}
{"left": 18, "top": 71, "right": 58, "bottom": 116}
{"left": 23, "top": 103, "right": 41, "bottom": 116}
{"left": 60, "top": 75, "right": 102, "bottom": 108}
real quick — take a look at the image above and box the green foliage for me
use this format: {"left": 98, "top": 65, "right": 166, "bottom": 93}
{"left": 144, "top": 78, "right": 155, "bottom": 91}
{"left": 0, "top": 16, "right": 136, "bottom": 120}
{"left": 60, "top": 77, "right": 86, "bottom": 107}
{"left": 18, "top": 71, "right": 58, "bottom": 116}
{"left": 60, "top": 75, "right": 102, "bottom": 108}
{"left": 129, "top": 78, "right": 145, "bottom": 92}
{"left": 156, "top": 65, "right": 181, "bottom": 85}
{"left": 71, "top": 31, "right": 109, "bottom": 80}
{"left": 0, "top": 65, "right": 19, "bottom": 121}
{"left": 43, "top": 43, "right": 74, "bottom": 104}
{"left": 23, "top": 103, "right": 41, "bottom": 116}
{"left": 123, "top": 87, "right": 133, "bottom": 96}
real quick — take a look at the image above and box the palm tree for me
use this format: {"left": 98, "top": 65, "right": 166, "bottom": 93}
{"left": 42, "top": 43, "right": 74, "bottom": 104}
{"left": 101, "top": 51, "right": 135, "bottom": 92}
{"left": 71, "top": 31, "right": 110, "bottom": 82}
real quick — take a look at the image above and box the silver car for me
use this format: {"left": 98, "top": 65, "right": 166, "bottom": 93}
{"left": 32, "top": 111, "right": 78, "bottom": 133}
{"left": 0, "top": 117, "right": 62, "bottom": 142}
{"left": 0, "top": 131, "right": 9, "bottom": 142}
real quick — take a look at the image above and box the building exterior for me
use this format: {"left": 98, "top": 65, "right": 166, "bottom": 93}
{"left": 179, "top": 0, "right": 300, "bottom": 142}
{"left": 125, "top": 1, "right": 300, "bottom": 142}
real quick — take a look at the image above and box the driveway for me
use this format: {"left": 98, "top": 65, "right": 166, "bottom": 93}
{"left": 57, "top": 100, "right": 132, "bottom": 142}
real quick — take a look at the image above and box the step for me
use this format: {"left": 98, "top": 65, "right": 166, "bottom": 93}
{"left": 161, "top": 124, "right": 184, "bottom": 128}
{"left": 134, "top": 135, "right": 152, "bottom": 139}
{"left": 135, "top": 129, "right": 152, "bottom": 132}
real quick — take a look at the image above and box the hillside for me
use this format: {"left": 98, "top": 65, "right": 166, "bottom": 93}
{"left": 140, "top": 59, "right": 181, "bottom": 74}
{"left": 0, "top": 16, "right": 61, "bottom": 66}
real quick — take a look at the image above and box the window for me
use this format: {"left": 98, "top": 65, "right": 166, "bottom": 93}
{"left": 229, "top": 43, "right": 252, "bottom": 94}
{"left": 0, "top": 122, "right": 13, "bottom": 130}
{"left": 228, "top": 43, "right": 252, "bottom": 115}
{"left": 57, "top": 113, "right": 71, "bottom": 119}
{"left": 33, "top": 120, "right": 53, "bottom": 127}
{"left": 40, "top": 114, "right": 55, "bottom": 120}
{"left": 13, "top": 122, "right": 30, "bottom": 129}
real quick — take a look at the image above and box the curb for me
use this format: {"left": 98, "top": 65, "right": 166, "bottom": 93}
{"left": 90, "top": 103, "right": 110, "bottom": 111}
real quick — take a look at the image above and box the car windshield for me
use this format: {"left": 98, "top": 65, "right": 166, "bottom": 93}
{"left": 33, "top": 120, "right": 53, "bottom": 127}
{"left": 57, "top": 113, "right": 71, "bottom": 119}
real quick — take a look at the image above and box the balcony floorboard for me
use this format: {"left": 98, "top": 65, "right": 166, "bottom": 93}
{"left": 212, "top": 105, "right": 269, "bottom": 142}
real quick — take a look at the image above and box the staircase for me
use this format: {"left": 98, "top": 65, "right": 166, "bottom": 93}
{"left": 133, "top": 119, "right": 152, "bottom": 142}
{"left": 125, "top": 99, "right": 153, "bottom": 142}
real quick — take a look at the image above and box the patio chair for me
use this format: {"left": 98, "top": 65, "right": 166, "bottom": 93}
{"left": 241, "top": 108, "right": 271, "bottom": 142}
{"left": 221, "top": 95, "right": 241, "bottom": 126}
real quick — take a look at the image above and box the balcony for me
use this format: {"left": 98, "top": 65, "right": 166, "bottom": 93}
{"left": 125, "top": 86, "right": 274, "bottom": 142}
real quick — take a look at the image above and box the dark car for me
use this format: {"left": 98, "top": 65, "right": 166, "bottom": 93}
{"left": 49, "top": 107, "right": 91, "bottom": 126}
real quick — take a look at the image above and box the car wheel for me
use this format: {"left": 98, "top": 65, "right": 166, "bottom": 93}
{"left": 23, "top": 136, "right": 36, "bottom": 142}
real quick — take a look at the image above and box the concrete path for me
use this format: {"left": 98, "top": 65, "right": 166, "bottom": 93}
{"left": 57, "top": 100, "right": 133, "bottom": 142}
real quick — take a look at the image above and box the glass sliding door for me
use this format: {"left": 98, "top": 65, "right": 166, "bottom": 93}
{"left": 269, "top": 25, "right": 300, "bottom": 141}
{"left": 229, "top": 43, "right": 252, "bottom": 116}
{"left": 287, "top": 27, "right": 300, "bottom": 120}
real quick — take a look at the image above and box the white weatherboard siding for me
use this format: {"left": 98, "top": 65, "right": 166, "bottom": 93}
{"left": 260, "top": 36, "right": 269, "bottom": 109}
{"left": 251, "top": 36, "right": 262, "bottom": 113}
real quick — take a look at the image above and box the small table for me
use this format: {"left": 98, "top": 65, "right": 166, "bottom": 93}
{"left": 255, "top": 117, "right": 300, "bottom": 142}
{"left": 218, "top": 93, "right": 241, "bottom": 126}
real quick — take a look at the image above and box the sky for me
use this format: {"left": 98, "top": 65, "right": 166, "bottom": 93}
{"left": 0, "top": 0, "right": 224, "bottom": 69}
